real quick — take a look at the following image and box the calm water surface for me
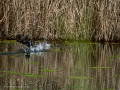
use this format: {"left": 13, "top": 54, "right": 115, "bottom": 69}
{"left": 0, "top": 41, "right": 119, "bottom": 90}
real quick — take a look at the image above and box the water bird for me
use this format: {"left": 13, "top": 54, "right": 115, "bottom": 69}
{"left": 16, "top": 34, "right": 33, "bottom": 48}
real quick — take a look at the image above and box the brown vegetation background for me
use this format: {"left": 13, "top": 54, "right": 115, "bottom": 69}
{"left": 0, "top": 0, "right": 120, "bottom": 41}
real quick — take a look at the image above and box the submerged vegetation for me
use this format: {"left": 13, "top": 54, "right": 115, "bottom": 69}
{"left": 0, "top": 0, "right": 120, "bottom": 41}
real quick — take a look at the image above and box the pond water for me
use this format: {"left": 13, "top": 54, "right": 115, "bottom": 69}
{"left": 0, "top": 41, "right": 119, "bottom": 90}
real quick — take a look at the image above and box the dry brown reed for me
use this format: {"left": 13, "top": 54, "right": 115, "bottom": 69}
{"left": 92, "top": 0, "right": 120, "bottom": 42}
{"left": 0, "top": 0, "right": 120, "bottom": 41}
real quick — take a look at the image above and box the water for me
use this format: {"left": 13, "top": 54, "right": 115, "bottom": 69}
{"left": 23, "top": 42, "right": 51, "bottom": 54}
{"left": 0, "top": 41, "right": 119, "bottom": 90}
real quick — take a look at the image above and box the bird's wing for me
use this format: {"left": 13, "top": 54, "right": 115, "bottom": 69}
{"left": 21, "top": 34, "right": 29, "bottom": 41}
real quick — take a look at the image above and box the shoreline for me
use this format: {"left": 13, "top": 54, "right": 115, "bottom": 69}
{"left": 0, "top": 37, "right": 120, "bottom": 44}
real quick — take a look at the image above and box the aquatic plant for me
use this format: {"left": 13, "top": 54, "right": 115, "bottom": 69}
{"left": 0, "top": 0, "right": 120, "bottom": 41}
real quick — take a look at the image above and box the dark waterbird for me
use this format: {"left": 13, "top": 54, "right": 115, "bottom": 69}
{"left": 16, "top": 34, "right": 33, "bottom": 48}
{"left": 16, "top": 34, "right": 60, "bottom": 48}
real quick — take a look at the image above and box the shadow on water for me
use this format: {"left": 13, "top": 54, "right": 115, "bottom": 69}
{"left": 0, "top": 41, "right": 120, "bottom": 90}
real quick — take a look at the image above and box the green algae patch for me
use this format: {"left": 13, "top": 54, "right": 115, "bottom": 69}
{"left": 52, "top": 49, "right": 61, "bottom": 52}
{"left": 62, "top": 50, "right": 74, "bottom": 52}
{"left": 24, "top": 74, "right": 46, "bottom": 77}
{"left": 0, "top": 71, "right": 21, "bottom": 75}
{"left": 25, "top": 54, "right": 34, "bottom": 55}
{"left": 64, "top": 41, "right": 80, "bottom": 45}
{"left": 91, "top": 67, "right": 111, "bottom": 69}
{"left": 36, "top": 41, "right": 40, "bottom": 42}
{"left": 0, "top": 71, "right": 46, "bottom": 78}
{"left": 24, "top": 75, "right": 46, "bottom": 77}
{"left": 48, "top": 66, "right": 56, "bottom": 67}
{"left": 106, "top": 55, "right": 120, "bottom": 58}
{"left": 64, "top": 41, "right": 98, "bottom": 46}
{"left": 64, "top": 41, "right": 70, "bottom": 44}
{"left": 115, "top": 75, "right": 120, "bottom": 76}
{"left": 18, "top": 73, "right": 31, "bottom": 75}
{"left": 7, "top": 71, "right": 23, "bottom": 75}
{"left": 10, "top": 56, "right": 14, "bottom": 58}
{"left": 27, "top": 62, "right": 39, "bottom": 65}
{"left": 108, "top": 60, "right": 114, "bottom": 61}
{"left": 29, "top": 83, "right": 36, "bottom": 84}
{"left": 89, "top": 42, "right": 98, "bottom": 44}
{"left": 21, "top": 65, "right": 28, "bottom": 66}
{"left": 52, "top": 49, "right": 74, "bottom": 52}
{"left": 51, "top": 45, "right": 55, "bottom": 47}
{"left": 69, "top": 76, "right": 94, "bottom": 79}
{"left": 71, "top": 86, "right": 88, "bottom": 89}
{"left": 42, "top": 70, "right": 58, "bottom": 72}
{"left": 69, "top": 68, "right": 76, "bottom": 70}
{"left": 52, "top": 49, "right": 74, "bottom": 53}
{"left": 26, "top": 53, "right": 42, "bottom": 55}
{"left": 97, "top": 89, "right": 115, "bottom": 90}
{"left": 15, "top": 54, "right": 24, "bottom": 55}
{"left": 90, "top": 50, "right": 97, "bottom": 52}
{"left": 0, "top": 40, "right": 18, "bottom": 43}
{"left": 40, "top": 66, "right": 45, "bottom": 67}
{"left": 0, "top": 71, "right": 9, "bottom": 73}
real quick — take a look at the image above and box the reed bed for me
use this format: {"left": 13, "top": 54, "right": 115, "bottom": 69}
{"left": 92, "top": 0, "right": 120, "bottom": 42}
{"left": 0, "top": 0, "right": 120, "bottom": 41}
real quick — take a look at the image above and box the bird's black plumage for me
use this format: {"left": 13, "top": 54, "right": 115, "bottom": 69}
{"left": 16, "top": 34, "right": 33, "bottom": 48}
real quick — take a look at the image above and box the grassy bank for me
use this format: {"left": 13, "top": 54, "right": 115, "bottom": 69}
{"left": 0, "top": 0, "right": 120, "bottom": 41}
